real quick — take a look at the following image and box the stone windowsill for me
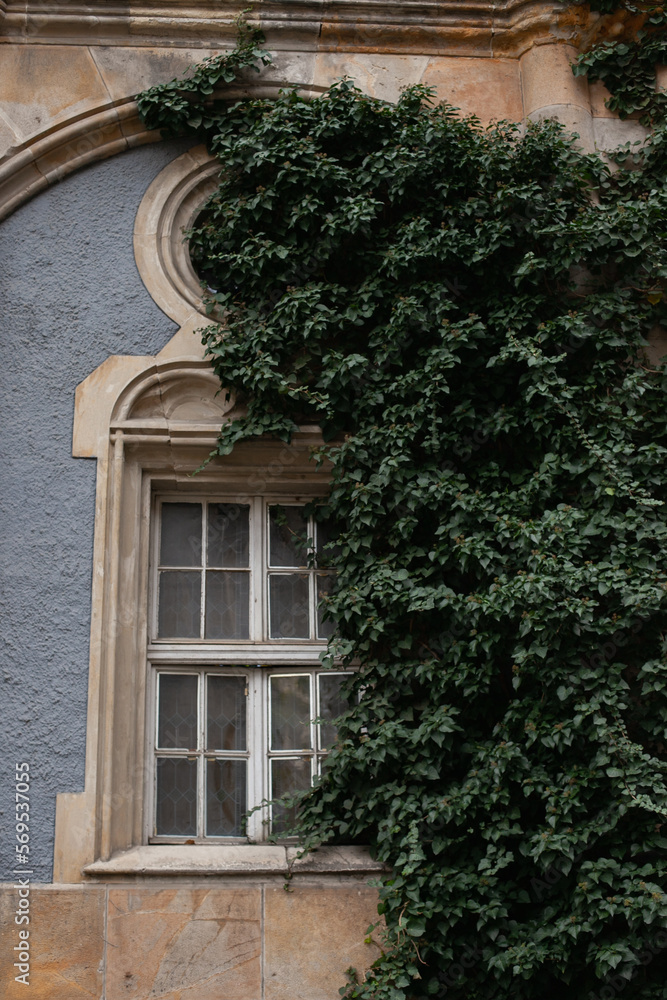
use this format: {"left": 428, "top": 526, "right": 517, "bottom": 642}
{"left": 83, "top": 844, "right": 386, "bottom": 877}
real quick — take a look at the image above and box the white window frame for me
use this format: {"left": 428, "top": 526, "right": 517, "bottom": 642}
{"left": 147, "top": 663, "right": 350, "bottom": 844}
{"left": 145, "top": 488, "right": 343, "bottom": 844}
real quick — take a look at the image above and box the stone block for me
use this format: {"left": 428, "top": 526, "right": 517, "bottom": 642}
{"left": 312, "top": 53, "right": 430, "bottom": 104}
{"left": 264, "top": 885, "right": 381, "bottom": 1000}
{"left": 105, "top": 886, "right": 261, "bottom": 1000}
{"left": 589, "top": 79, "right": 616, "bottom": 118}
{"left": 593, "top": 117, "right": 647, "bottom": 153}
{"left": 420, "top": 57, "right": 522, "bottom": 123}
{"left": 0, "top": 884, "right": 105, "bottom": 1000}
{"left": 0, "top": 45, "right": 109, "bottom": 142}
{"left": 91, "top": 46, "right": 226, "bottom": 102}
{"left": 520, "top": 44, "right": 590, "bottom": 116}
{"left": 527, "top": 103, "right": 594, "bottom": 152}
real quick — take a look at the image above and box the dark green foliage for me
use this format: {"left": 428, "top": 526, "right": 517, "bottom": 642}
{"left": 137, "top": 22, "right": 667, "bottom": 1000}
{"left": 571, "top": 1, "right": 667, "bottom": 124}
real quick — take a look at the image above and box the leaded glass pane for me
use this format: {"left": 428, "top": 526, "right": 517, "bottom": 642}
{"left": 268, "top": 573, "right": 309, "bottom": 638}
{"left": 271, "top": 757, "right": 312, "bottom": 834}
{"left": 269, "top": 506, "right": 308, "bottom": 567}
{"left": 156, "top": 758, "right": 197, "bottom": 836}
{"left": 316, "top": 573, "right": 335, "bottom": 639}
{"left": 205, "top": 571, "right": 250, "bottom": 639}
{"left": 206, "top": 759, "right": 247, "bottom": 836}
{"left": 207, "top": 675, "right": 247, "bottom": 751}
{"left": 158, "top": 674, "right": 198, "bottom": 749}
{"left": 270, "top": 674, "right": 312, "bottom": 750}
{"left": 158, "top": 571, "right": 201, "bottom": 638}
{"left": 160, "top": 503, "right": 202, "bottom": 566}
{"left": 318, "top": 673, "right": 348, "bottom": 750}
{"left": 208, "top": 504, "right": 250, "bottom": 568}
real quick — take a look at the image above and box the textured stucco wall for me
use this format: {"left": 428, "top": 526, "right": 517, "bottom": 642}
{"left": 0, "top": 141, "right": 189, "bottom": 881}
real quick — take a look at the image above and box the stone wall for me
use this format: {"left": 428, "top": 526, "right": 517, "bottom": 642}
{"left": 0, "top": 880, "right": 381, "bottom": 999}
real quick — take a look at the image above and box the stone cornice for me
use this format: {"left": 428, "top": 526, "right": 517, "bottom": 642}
{"left": 0, "top": 0, "right": 593, "bottom": 55}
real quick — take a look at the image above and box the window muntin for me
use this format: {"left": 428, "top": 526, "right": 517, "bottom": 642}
{"left": 150, "top": 495, "right": 345, "bottom": 842}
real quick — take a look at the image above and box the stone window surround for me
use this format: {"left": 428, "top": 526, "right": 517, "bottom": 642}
{"left": 53, "top": 145, "right": 381, "bottom": 883}
{"left": 56, "top": 353, "right": 383, "bottom": 881}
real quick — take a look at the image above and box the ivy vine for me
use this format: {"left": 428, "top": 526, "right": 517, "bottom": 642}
{"left": 138, "top": 8, "right": 667, "bottom": 998}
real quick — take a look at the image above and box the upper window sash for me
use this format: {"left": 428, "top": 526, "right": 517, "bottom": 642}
{"left": 151, "top": 496, "right": 334, "bottom": 644}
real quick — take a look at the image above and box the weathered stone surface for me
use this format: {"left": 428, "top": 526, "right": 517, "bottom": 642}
{"left": 420, "top": 56, "right": 522, "bottom": 122}
{"left": 91, "top": 46, "right": 225, "bottom": 102}
{"left": 0, "top": 885, "right": 105, "bottom": 999}
{"left": 105, "top": 886, "right": 261, "bottom": 999}
{"left": 264, "top": 886, "right": 381, "bottom": 999}
{"left": 520, "top": 43, "right": 590, "bottom": 116}
{"left": 313, "top": 52, "right": 429, "bottom": 103}
{"left": 0, "top": 45, "right": 109, "bottom": 141}
{"left": 589, "top": 79, "right": 616, "bottom": 118}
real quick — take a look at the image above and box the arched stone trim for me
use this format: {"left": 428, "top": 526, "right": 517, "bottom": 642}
{"left": 0, "top": 82, "right": 326, "bottom": 223}
{"left": 132, "top": 146, "right": 220, "bottom": 326}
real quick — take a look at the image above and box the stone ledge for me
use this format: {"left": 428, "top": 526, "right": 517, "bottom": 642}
{"left": 83, "top": 843, "right": 386, "bottom": 877}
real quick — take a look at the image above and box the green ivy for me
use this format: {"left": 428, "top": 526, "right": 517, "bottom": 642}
{"left": 137, "top": 17, "right": 667, "bottom": 999}
{"left": 570, "top": 1, "right": 667, "bottom": 124}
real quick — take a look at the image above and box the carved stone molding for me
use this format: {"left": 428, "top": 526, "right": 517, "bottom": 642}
{"left": 1, "top": 0, "right": 593, "bottom": 54}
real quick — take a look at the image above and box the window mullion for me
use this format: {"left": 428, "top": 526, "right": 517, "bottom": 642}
{"left": 200, "top": 502, "right": 207, "bottom": 640}
{"left": 247, "top": 669, "right": 264, "bottom": 841}
{"left": 252, "top": 497, "right": 264, "bottom": 642}
{"left": 198, "top": 671, "right": 206, "bottom": 838}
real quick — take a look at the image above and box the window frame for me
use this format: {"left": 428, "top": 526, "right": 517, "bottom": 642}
{"left": 146, "top": 662, "right": 351, "bottom": 844}
{"left": 145, "top": 488, "right": 343, "bottom": 845}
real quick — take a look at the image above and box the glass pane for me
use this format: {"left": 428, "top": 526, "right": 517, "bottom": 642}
{"left": 270, "top": 674, "right": 312, "bottom": 750}
{"left": 160, "top": 503, "right": 202, "bottom": 566}
{"left": 269, "top": 506, "right": 308, "bottom": 567}
{"left": 208, "top": 504, "right": 249, "bottom": 568}
{"left": 206, "top": 759, "right": 247, "bottom": 837}
{"left": 158, "top": 571, "right": 201, "bottom": 638}
{"left": 269, "top": 574, "right": 309, "bottom": 639}
{"left": 156, "top": 758, "right": 197, "bottom": 836}
{"left": 205, "top": 571, "right": 250, "bottom": 639}
{"left": 316, "top": 574, "right": 335, "bottom": 639}
{"left": 207, "top": 675, "right": 247, "bottom": 751}
{"left": 318, "top": 673, "right": 349, "bottom": 750}
{"left": 271, "top": 757, "right": 312, "bottom": 834}
{"left": 158, "top": 674, "right": 198, "bottom": 749}
{"left": 316, "top": 517, "right": 341, "bottom": 568}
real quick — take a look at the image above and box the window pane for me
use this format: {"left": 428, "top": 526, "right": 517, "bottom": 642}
{"left": 269, "top": 573, "right": 309, "bottom": 639}
{"left": 205, "top": 571, "right": 250, "bottom": 640}
{"left": 158, "top": 571, "right": 201, "bottom": 638}
{"left": 158, "top": 674, "right": 198, "bottom": 749}
{"left": 206, "top": 759, "right": 247, "bottom": 836}
{"left": 270, "top": 674, "right": 312, "bottom": 750}
{"left": 316, "top": 574, "right": 335, "bottom": 639}
{"left": 271, "top": 757, "right": 312, "bottom": 834}
{"left": 156, "top": 758, "right": 197, "bottom": 836}
{"left": 160, "top": 503, "right": 202, "bottom": 566}
{"left": 318, "top": 673, "right": 349, "bottom": 750}
{"left": 316, "top": 518, "right": 341, "bottom": 568}
{"left": 208, "top": 504, "right": 249, "bottom": 568}
{"left": 207, "top": 675, "right": 247, "bottom": 751}
{"left": 269, "top": 506, "right": 308, "bottom": 567}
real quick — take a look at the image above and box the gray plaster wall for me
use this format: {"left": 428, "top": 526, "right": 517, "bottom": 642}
{"left": 0, "top": 141, "right": 190, "bottom": 882}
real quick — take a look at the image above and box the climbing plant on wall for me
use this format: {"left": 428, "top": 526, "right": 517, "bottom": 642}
{"left": 138, "top": 10, "right": 667, "bottom": 998}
